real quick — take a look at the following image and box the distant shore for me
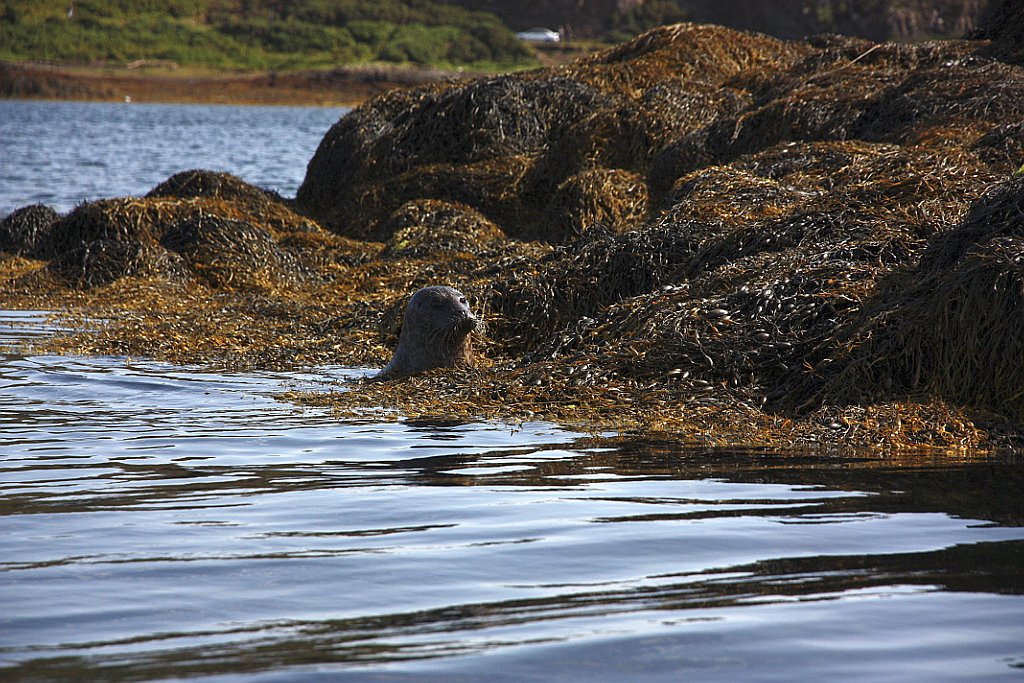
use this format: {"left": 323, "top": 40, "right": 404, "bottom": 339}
{"left": 0, "top": 46, "right": 594, "bottom": 106}
{"left": 0, "top": 62, "right": 462, "bottom": 107}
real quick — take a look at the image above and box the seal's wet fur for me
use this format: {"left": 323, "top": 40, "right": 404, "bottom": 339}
{"left": 375, "top": 285, "right": 478, "bottom": 380}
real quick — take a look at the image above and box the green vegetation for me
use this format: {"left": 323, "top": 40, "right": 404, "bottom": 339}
{"left": 0, "top": 0, "right": 536, "bottom": 70}
{"left": 606, "top": 0, "right": 690, "bottom": 43}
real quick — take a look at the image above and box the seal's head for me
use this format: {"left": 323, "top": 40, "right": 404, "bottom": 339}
{"left": 375, "top": 285, "right": 478, "bottom": 380}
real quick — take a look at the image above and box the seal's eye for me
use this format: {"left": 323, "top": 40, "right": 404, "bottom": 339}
{"left": 459, "top": 297, "right": 467, "bottom": 305}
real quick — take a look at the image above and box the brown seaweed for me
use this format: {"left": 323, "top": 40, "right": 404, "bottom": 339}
{"left": 5, "top": 18, "right": 1024, "bottom": 451}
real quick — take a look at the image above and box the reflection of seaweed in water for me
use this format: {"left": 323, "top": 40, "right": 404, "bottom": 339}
{"left": 3, "top": 389, "right": 1023, "bottom": 680}
{"left": 5, "top": 433, "right": 1022, "bottom": 525}
{"left": 6, "top": 427, "right": 1023, "bottom": 523}
{"left": 8, "top": 540, "right": 1024, "bottom": 679}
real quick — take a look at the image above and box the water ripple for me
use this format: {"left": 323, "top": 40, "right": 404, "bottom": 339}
{"left": 1, "top": 312, "right": 1023, "bottom": 680}
{"left": 0, "top": 101, "right": 348, "bottom": 216}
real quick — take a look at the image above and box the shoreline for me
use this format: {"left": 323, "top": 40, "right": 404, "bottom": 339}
{"left": 0, "top": 45, "right": 595, "bottom": 106}
{"left": 0, "top": 62, "right": 465, "bottom": 107}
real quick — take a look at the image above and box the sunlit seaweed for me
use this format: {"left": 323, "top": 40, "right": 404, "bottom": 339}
{"left": 4, "top": 14, "right": 1024, "bottom": 451}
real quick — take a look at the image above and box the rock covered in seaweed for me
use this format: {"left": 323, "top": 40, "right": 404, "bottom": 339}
{"left": 0, "top": 204, "right": 61, "bottom": 259}
{"left": 808, "top": 176, "right": 1024, "bottom": 421}
{"left": 535, "top": 169, "right": 648, "bottom": 243}
{"left": 296, "top": 23, "right": 806, "bottom": 242}
{"left": 41, "top": 171, "right": 343, "bottom": 290}
{"left": 148, "top": 169, "right": 285, "bottom": 205}
{"left": 160, "top": 214, "right": 302, "bottom": 290}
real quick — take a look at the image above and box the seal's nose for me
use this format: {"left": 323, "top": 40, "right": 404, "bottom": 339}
{"left": 458, "top": 313, "right": 478, "bottom": 334}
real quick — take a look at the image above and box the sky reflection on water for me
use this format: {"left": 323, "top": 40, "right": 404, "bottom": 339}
{"left": 1, "top": 310, "right": 1023, "bottom": 681}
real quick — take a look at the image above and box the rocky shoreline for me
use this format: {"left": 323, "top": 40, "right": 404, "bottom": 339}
{"left": 3, "top": 15, "right": 1024, "bottom": 452}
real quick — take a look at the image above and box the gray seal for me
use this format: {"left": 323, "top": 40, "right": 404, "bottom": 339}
{"left": 375, "top": 285, "right": 479, "bottom": 380}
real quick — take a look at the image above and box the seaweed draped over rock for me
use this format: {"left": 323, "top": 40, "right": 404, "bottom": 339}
{"left": 297, "top": 23, "right": 1022, "bottom": 247}
{"left": 380, "top": 200, "right": 505, "bottom": 258}
{"left": 0, "top": 204, "right": 60, "bottom": 259}
{"left": 296, "top": 77, "right": 616, "bottom": 238}
{"left": 291, "top": 20, "right": 1024, "bottom": 444}
{"left": 30, "top": 170, "right": 351, "bottom": 290}
{"left": 808, "top": 177, "right": 1024, "bottom": 421}
{"left": 6, "top": 19, "right": 1024, "bottom": 449}
{"left": 296, "top": 23, "right": 807, "bottom": 241}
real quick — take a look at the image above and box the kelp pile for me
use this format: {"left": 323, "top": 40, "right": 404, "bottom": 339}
{"left": 4, "top": 11, "right": 1024, "bottom": 451}
{"left": 0, "top": 204, "right": 60, "bottom": 259}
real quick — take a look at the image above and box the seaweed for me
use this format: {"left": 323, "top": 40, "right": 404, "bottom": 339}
{"left": 534, "top": 169, "right": 649, "bottom": 243}
{"left": 6, "top": 21, "right": 1024, "bottom": 450}
{"left": 161, "top": 214, "right": 302, "bottom": 291}
{"left": 381, "top": 200, "right": 505, "bottom": 258}
{"left": 0, "top": 204, "right": 60, "bottom": 259}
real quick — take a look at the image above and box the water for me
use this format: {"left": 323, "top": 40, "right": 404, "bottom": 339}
{"left": 1, "top": 312, "right": 1023, "bottom": 681}
{"left": 0, "top": 100, "right": 348, "bottom": 217}
{"left": 2, "top": 102, "right": 1024, "bottom": 680}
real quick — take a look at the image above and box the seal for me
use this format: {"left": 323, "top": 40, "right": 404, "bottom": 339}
{"left": 375, "top": 285, "right": 479, "bottom": 380}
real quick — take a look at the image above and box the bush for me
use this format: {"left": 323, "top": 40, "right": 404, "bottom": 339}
{"left": 215, "top": 17, "right": 362, "bottom": 60}
{"left": 346, "top": 20, "right": 392, "bottom": 51}
{"left": 0, "top": 0, "right": 535, "bottom": 70}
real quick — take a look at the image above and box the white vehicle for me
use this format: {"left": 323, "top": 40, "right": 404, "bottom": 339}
{"left": 516, "top": 27, "right": 561, "bottom": 43}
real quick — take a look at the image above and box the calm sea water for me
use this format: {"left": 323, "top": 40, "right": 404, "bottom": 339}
{"left": 0, "top": 100, "right": 348, "bottom": 217}
{"left": 2, "top": 103, "right": 1024, "bottom": 680}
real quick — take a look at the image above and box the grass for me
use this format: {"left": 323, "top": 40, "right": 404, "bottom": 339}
{"left": 0, "top": 0, "right": 537, "bottom": 71}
